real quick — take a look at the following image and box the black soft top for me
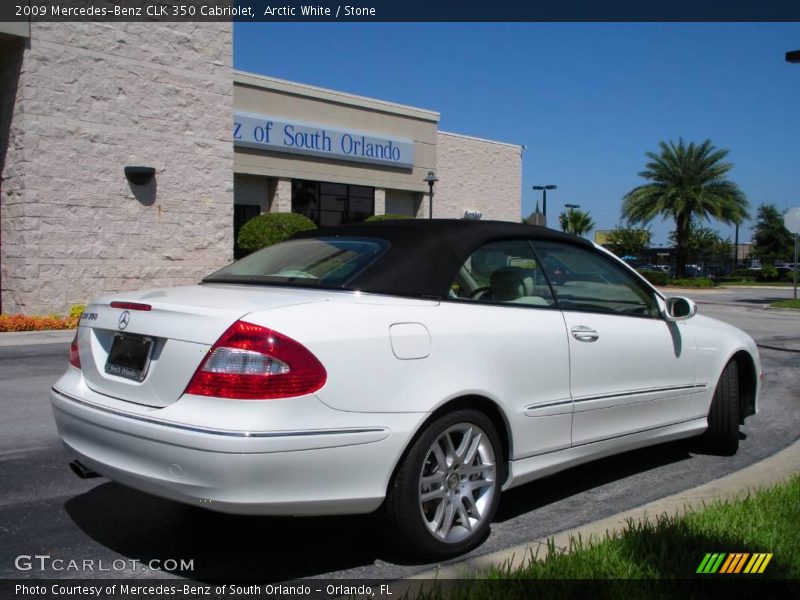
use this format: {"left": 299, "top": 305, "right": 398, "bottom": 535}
{"left": 290, "top": 219, "right": 592, "bottom": 299}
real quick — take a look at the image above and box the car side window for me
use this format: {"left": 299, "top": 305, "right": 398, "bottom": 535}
{"left": 532, "top": 241, "right": 660, "bottom": 317}
{"left": 450, "top": 240, "right": 555, "bottom": 307}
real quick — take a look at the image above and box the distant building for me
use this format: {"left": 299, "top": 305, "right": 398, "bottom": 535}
{"left": 525, "top": 202, "right": 546, "bottom": 227}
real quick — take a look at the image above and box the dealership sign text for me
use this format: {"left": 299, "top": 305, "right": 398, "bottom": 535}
{"left": 233, "top": 112, "right": 414, "bottom": 169}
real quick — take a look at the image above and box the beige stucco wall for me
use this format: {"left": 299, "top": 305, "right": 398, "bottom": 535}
{"left": 1, "top": 22, "right": 233, "bottom": 314}
{"left": 233, "top": 72, "right": 439, "bottom": 194}
{"left": 435, "top": 131, "right": 522, "bottom": 222}
{"left": 385, "top": 190, "right": 418, "bottom": 217}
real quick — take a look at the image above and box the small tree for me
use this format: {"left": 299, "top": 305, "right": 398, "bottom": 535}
{"left": 558, "top": 209, "right": 595, "bottom": 237}
{"left": 604, "top": 224, "right": 651, "bottom": 258}
{"left": 237, "top": 213, "right": 316, "bottom": 252}
{"left": 752, "top": 204, "right": 793, "bottom": 265}
{"left": 669, "top": 225, "right": 731, "bottom": 268}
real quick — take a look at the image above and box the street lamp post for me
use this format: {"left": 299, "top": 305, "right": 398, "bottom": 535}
{"left": 424, "top": 171, "right": 439, "bottom": 220}
{"left": 532, "top": 185, "right": 557, "bottom": 221}
{"left": 561, "top": 204, "right": 580, "bottom": 233}
{"left": 785, "top": 52, "right": 799, "bottom": 296}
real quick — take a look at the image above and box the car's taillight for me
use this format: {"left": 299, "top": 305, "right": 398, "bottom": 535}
{"left": 184, "top": 320, "right": 327, "bottom": 400}
{"left": 69, "top": 331, "right": 81, "bottom": 369}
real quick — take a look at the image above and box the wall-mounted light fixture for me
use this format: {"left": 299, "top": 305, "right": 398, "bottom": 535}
{"left": 124, "top": 166, "right": 156, "bottom": 186}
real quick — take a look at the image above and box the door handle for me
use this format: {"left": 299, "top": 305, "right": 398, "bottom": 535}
{"left": 570, "top": 325, "right": 599, "bottom": 342}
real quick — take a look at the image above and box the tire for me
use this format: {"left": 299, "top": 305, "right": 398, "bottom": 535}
{"left": 384, "top": 409, "right": 504, "bottom": 560}
{"left": 701, "top": 361, "right": 740, "bottom": 455}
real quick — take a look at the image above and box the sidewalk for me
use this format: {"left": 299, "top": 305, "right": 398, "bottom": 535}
{"left": 0, "top": 329, "right": 74, "bottom": 347}
{"left": 412, "top": 439, "right": 800, "bottom": 580}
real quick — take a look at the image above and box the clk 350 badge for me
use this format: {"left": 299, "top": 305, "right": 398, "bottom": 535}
{"left": 79, "top": 312, "right": 97, "bottom": 321}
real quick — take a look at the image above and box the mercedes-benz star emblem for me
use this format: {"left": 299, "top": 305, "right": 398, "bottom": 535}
{"left": 118, "top": 311, "right": 131, "bottom": 330}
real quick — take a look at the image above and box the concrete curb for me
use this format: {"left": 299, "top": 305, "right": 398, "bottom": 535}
{"left": 411, "top": 439, "right": 800, "bottom": 580}
{"left": 0, "top": 329, "right": 75, "bottom": 347}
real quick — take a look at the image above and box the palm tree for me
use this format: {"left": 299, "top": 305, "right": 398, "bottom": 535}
{"left": 558, "top": 209, "right": 595, "bottom": 237}
{"left": 622, "top": 139, "right": 749, "bottom": 277}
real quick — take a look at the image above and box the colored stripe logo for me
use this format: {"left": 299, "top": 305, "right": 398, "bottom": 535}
{"left": 696, "top": 552, "right": 772, "bottom": 574}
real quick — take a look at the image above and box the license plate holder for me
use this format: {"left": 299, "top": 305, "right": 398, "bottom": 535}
{"left": 105, "top": 334, "right": 154, "bottom": 382}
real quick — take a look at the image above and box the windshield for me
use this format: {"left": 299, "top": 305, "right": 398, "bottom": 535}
{"left": 203, "top": 237, "right": 389, "bottom": 288}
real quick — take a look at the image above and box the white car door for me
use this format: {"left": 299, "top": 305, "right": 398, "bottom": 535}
{"left": 532, "top": 241, "right": 697, "bottom": 446}
{"left": 451, "top": 239, "right": 573, "bottom": 459}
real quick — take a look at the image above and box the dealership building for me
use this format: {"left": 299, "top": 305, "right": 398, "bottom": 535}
{"left": 0, "top": 22, "right": 523, "bottom": 314}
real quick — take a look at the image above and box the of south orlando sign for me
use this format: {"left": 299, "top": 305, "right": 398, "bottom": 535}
{"left": 233, "top": 112, "right": 414, "bottom": 169}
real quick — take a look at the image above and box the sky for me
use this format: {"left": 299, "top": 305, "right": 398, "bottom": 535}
{"left": 234, "top": 23, "right": 800, "bottom": 245}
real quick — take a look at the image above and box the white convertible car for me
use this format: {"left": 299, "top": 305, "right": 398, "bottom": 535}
{"left": 51, "top": 220, "right": 760, "bottom": 558}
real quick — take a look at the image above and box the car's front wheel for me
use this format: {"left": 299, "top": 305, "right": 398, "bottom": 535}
{"left": 384, "top": 409, "right": 504, "bottom": 559}
{"left": 701, "top": 361, "right": 740, "bottom": 455}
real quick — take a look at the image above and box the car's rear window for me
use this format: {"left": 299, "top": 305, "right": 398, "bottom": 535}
{"left": 202, "top": 237, "right": 389, "bottom": 288}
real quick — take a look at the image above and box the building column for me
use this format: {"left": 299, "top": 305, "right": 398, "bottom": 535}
{"left": 374, "top": 188, "right": 386, "bottom": 216}
{"left": 269, "top": 177, "right": 292, "bottom": 213}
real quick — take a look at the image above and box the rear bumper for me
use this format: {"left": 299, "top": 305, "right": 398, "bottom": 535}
{"left": 50, "top": 384, "right": 423, "bottom": 516}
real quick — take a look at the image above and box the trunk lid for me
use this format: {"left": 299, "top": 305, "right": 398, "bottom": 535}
{"left": 76, "top": 284, "right": 326, "bottom": 407}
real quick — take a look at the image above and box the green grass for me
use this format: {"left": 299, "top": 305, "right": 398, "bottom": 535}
{"left": 771, "top": 299, "right": 800, "bottom": 309}
{"left": 414, "top": 477, "right": 800, "bottom": 597}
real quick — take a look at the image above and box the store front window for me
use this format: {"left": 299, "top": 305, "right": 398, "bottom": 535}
{"left": 292, "top": 180, "right": 374, "bottom": 226}
{"left": 233, "top": 204, "right": 260, "bottom": 259}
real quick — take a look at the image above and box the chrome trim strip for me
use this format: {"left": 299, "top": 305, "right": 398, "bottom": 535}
{"left": 51, "top": 388, "right": 387, "bottom": 439}
{"left": 573, "top": 384, "right": 707, "bottom": 404}
{"left": 524, "top": 399, "right": 573, "bottom": 411}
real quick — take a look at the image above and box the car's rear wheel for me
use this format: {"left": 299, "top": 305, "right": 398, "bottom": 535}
{"left": 701, "top": 360, "right": 740, "bottom": 455}
{"left": 384, "top": 409, "right": 503, "bottom": 559}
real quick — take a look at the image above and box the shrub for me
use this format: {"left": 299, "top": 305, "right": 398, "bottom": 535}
{"left": 732, "top": 269, "right": 755, "bottom": 278}
{"left": 756, "top": 265, "right": 779, "bottom": 282}
{"left": 671, "top": 277, "right": 716, "bottom": 288}
{"left": 365, "top": 214, "right": 412, "bottom": 222}
{"left": 0, "top": 313, "right": 78, "bottom": 332}
{"left": 237, "top": 213, "right": 316, "bottom": 252}
{"left": 69, "top": 304, "right": 86, "bottom": 318}
{"left": 636, "top": 269, "right": 669, "bottom": 286}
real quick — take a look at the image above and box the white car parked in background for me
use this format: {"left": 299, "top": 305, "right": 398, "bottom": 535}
{"left": 51, "top": 220, "right": 760, "bottom": 559}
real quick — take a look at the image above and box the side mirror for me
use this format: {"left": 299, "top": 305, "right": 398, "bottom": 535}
{"left": 663, "top": 296, "right": 697, "bottom": 321}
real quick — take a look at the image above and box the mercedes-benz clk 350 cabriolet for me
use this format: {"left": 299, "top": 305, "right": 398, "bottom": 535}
{"left": 51, "top": 220, "right": 760, "bottom": 558}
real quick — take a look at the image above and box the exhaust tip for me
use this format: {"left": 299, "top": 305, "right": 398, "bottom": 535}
{"left": 69, "top": 460, "right": 101, "bottom": 479}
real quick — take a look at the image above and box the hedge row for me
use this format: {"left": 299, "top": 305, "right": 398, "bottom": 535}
{"left": 0, "top": 314, "right": 79, "bottom": 332}
{"left": 636, "top": 270, "right": 670, "bottom": 286}
{"left": 0, "top": 305, "right": 85, "bottom": 332}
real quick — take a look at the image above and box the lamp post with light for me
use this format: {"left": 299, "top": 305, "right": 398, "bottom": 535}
{"left": 785, "top": 50, "right": 799, "bottom": 297}
{"left": 532, "top": 185, "right": 557, "bottom": 222}
{"left": 424, "top": 171, "right": 439, "bottom": 220}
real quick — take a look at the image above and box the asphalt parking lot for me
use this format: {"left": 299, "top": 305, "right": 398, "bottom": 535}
{"left": 0, "top": 286, "right": 797, "bottom": 582}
